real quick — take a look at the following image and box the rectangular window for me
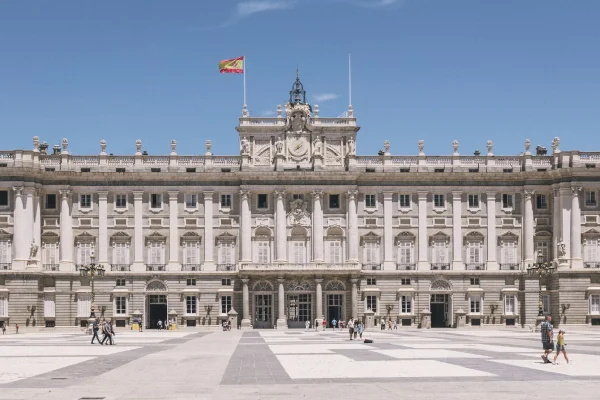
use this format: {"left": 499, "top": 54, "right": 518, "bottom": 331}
{"left": 221, "top": 279, "right": 231, "bottom": 286}
{"left": 0, "top": 240, "right": 11, "bottom": 264}
{"left": 257, "top": 194, "right": 268, "bottom": 209}
{"left": 502, "top": 194, "right": 514, "bottom": 209}
{"left": 293, "top": 241, "right": 306, "bottom": 264}
{"left": 257, "top": 241, "right": 270, "bottom": 263}
{"left": 468, "top": 242, "right": 482, "bottom": 263}
{"left": 401, "top": 295, "right": 412, "bottom": 314}
{"left": 468, "top": 194, "right": 479, "bottom": 209}
{"left": 77, "top": 242, "right": 94, "bottom": 265}
{"left": 0, "top": 295, "right": 7, "bottom": 317}
{"left": 536, "top": 241, "right": 550, "bottom": 262}
{"left": 184, "top": 242, "right": 199, "bottom": 265}
{"left": 364, "top": 242, "right": 378, "bottom": 264}
{"left": 116, "top": 278, "right": 126, "bottom": 287}
{"left": 151, "top": 194, "right": 162, "bottom": 209}
{"left": 77, "top": 294, "right": 91, "bottom": 318}
{"left": 329, "top": 194, "right": 340, "bottom": 209}
{"left": 432, "top": 241, "right": 447, "bottom": 263}
{"left": 365, "top": 194, "right": 376, "bottom": 208}
{"left": 113, "top": 242, "right": 129, "bottom": 265}
{"left": 221, "top": 295, "right": 232, "bottom": 314}
{"left": 470, "top": 295, "right": 481, "bottom": 314}
{"left": 536, "top": 194, "right": 547, "bottom": 209}
{"left": 42, "top": 243, "right": 57, "bottom": 265}
{"left": 399, "top": 194, "right": 411, "bottom": 208}
{"left": 542, "top": 294, "right": 550, "bottom": 314}
{"left": 501, "top": 242, "right": 517, "bottom": 265}
{"left": 328, "top": 240, "right": 341, "bottom": 263}
{"left": 505, "top": 295, "right": 516, "bottom": 314}
{"left": 433, "top": 194, "right": 445, "bottom": 208}
{"left": 293, "top": 194, "right": 304, "bottom": 201}
{"left": 186, "top": 278, "right": 196, "bottom": 286}
{"left": 148, "top": 242, "right": 164, "bottom": 265}
{"left": 586, "top": 191, "right": 597, "bottom": 207}
{"left": 115, "top": 194, "right": 127, "bottom": 209}
{"left": 585, "top": 239, "right": 599, "bottom": 262}
{"left": 45, "top": 194, "right": 57, "bottom": 209}
{"left": 186, "top": 296, "right": 197, "bottom": 315}
{"left": 366, "top": 278, "right": 376, "bottom": 286}
{"left": 220, "top": 194, "right": 232, "bottom": 208}
{"left": 470, "top": 277, "right": 480, "bottom": 285}
{"left": 0, "top": 190, "right": 8, "bottom": 207}
{"left": 366, "top": 296, "right": 377, "bottom": 313}
{"left": 80, "top": 194, "right": 91, "bottom": 208}
{"left": 401, "top": 278, "right": 411, "bottom": 285}
{"left": 398, "top": 242, "right": 412, "bottom": 264}
{"left": 115, "top": 296, "right": 127, "bottom": 315}
{"left": 44, "top": 294, "right": 55, "bottom": 318}
{"left": 591, "top": 294, "right": 600, "bottom": 315}
{"left": 218, "top": 242, "right": 234, "bottom": 264}
{"left": 184, "top": 194, "right": 197, "bottom": 209}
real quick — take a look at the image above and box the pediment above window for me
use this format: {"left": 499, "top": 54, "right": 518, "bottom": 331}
{"left": 326, "top": 226, "right": 344, "bottom": 238}
{"left": 395, "top": 231, "right": 415, "bottom": 245}
{"left": 216, "top": 232, "right": 237, "bottom": 244}
{"left": 0, "top": 229, "right": 13, "bottom": 240}
{"left": 41, "top": 231, "right": 59, "bottom": 243}
{"left": 110, "top": 231, "right": 131, "bottom": 244}
{"left": 253, "top": 227, "right": 272, "bottom": 241}
{"left": 463, "top": 231, "right": 485, "bottom": 245}
{"left": 429, "top": 231, "right": 450, "bottom": 245}
{"left": 582, "top": 228, "right": 600, "bottom": 239}
{"left": 75, "top": 231, "right": 95, "bottom": 243}
{"left": 181, "top": 231, "right": 202, "bottom": 243}
{"left": 498, "top": 231, "right": 519, "bottom": 244}
{"left": 145, "top": 231, "right": 166, "bottom": 244}
{"left": 360, "top": 231, "right": 380, "bottom": 245}
{"left": 534, "top": 230, "right": 552, "bottom": 240}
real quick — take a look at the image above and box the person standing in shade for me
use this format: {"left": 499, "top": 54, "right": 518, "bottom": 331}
{"left": 540, "top": 315, "right": 554, "bottom": 363}
{"left": 91, "top": 319, "right": 101, "bottom": 344}
{"left": 157, "top": 319, "right": 163, "bottom": 330}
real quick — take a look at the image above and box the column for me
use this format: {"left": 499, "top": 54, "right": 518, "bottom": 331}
{"left": 486, "top": 192, "right": 498, "bottom": 270}
{"left": 452, "top": 191, "right": 463, "bottom": 270}
{"left": 311, "top": 190, "right": 324, "bottom": 262}
{"left": 132, "top": 191, "right": 144, "bottom": 272}
{"left": 241, "top": 278, "right": 251, "bottom": 328}
{"left": 240, "top": 190, "right": 252, "bottom": 262}
{"left": 383, "top": 192, "right": 394, "bottom": 270}
{"left": 32, "top": 190, "right": 41, "bottom": 266}
{"left": 167, "top": 191, "right": 179, "bottom": 271}
{"left": 347, "top": 190, "right": 359, "bottom": 262}
{"left": 98, "top": 191, "right": 108, "bottom": 265}
{"left": 523, "top": 190, "right": 535, "bottom": 266}
{"left": 24, "top": 189, "right": 34, "bottom": 261}
{"left": 351, "top": 278, "right": 358, "bottom": 320}
{"left": 277, "top": 278, "right": 286, "bottom": 329}
{"left": 59, "top": 189, "right": 73, "bottom": 271}
{"left": 203, "top": 191, "right": 215, "bottom": 270}
{"left": 552, "top": 189, "right": 561, "bottom": 265}
{"left": 560, "top": 188, "right": 571, "bottom": 263}
{"left": 315, "top": 278, "right": 323, "bottom": 326}
{"left": 417, "top": 191, "right": 428, "bottom": 270}
{"left": 12, "top": 187, "right": 26, "bottom": 267}
{"left": 275, "top": 190, "right": 287, "bottom": 262}
{"left": 571, "top": 187, "right": 583, "bottom": 268}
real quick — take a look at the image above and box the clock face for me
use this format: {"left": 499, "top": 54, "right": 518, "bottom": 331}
{"left": 288, "top": 137, "right": 308, "bottom": 157}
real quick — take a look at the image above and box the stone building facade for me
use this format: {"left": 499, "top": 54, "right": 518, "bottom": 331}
{"left": 1, "top": 77, "right": 600, "bottom": 330}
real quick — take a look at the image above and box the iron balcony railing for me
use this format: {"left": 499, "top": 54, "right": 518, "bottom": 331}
{"left": 361, "top": 263, "right": 382, "bottom": 271}
{"left": 43, "top": 264, "right": 59, "bottom": 271}
{"left": 182, "top": 264, "right": 202, "bottom": 271}
{"left": 216, "top": 264, "right": 236, "bottom": 271}
{"left": 0, "top": 263, "right": 12, "bottom": 271}
{"left": 396, "top": 263, "right": 416, "bottom": 270}
{"left": 584, "top": 262, "right": 600, "bottom": 269}
{"left": 499, "top": 263, "right": 520, "bottom": 270}
{"left": 111, "top": 264, "right": 131, "bottom": 272}
{"left": 465, "top": 263, "right": 486, "bottom": 270}
{"left": 146, "top": 264, "right": 166, "bottom": 272}
{"left": 431, "top": 263, "right": 450, "bottom": 270}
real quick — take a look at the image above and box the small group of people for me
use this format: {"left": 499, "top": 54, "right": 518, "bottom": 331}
{"left": 157, "top": 319, "right": 175, "bottom": 330}
{"left": 223, "top": 319, "right": 232, "bottom": 331}
{"left": 540, "top": 315, "right": 569, "bottom": 365}
{"left": 330, "top": 319, "right": 347, "bottom": 330}
{"left": 380, "top": 319, "right": 398, "bottom": 330}
{"left": 91, "top": 318, "right": 116, "bottom": 345}
{"left": 347, "top": 319, "right": 364, "bottom": 340}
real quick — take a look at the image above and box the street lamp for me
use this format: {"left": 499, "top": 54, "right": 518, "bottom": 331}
{"left": 79, "top": 251, "right": 105, "bottom": 318}
{"left": 526, "top": 249, "right": 555, "bottom": 317}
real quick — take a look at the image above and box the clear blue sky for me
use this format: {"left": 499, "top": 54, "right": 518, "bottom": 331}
{"left": 1, "top": 0, "right": 599, "bottom": 156}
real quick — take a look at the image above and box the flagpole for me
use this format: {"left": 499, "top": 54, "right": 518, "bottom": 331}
{"left": 243, "top": 56, "right": 247, "bottom": 108}
{"left": 348, "top": 54, "right": 352, "bottom": 107}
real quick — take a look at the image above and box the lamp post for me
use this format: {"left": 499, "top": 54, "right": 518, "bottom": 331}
{"left": 527, "top": 249, "right": 555, "bottom": 317}
{"left": 79, "top": 251, "right": 105, "bottom": 319}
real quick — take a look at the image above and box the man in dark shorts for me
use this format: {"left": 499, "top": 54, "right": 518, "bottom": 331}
{"left": 540, "top": 315, "right": 554, "bottom": 363}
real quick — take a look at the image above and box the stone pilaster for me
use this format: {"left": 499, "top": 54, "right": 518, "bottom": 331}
{"left": 383, "top": 192, "right": 394, "bottom": 270}
{"left": 97, "top": 191, "right": 109, "bottom": 265}
{"left": 559, "top": 187, "right": 572, "bottom": 266}
{"left": 59, "top": 189, "right": 73, "bottom": 272}
{"left": 486, "top": 192, "right": 498, "bottom": 270}
{"left": 452, "top": 191, "right": 462, "bottom": 270}
{"left": 523, "top": 190, "right": 535, "bottom": 266}
{"left": 311, "top": 190, "right": 324, "bottom": 262}
{"left": 417, "top": 191, "right": 428, "bottom": 270}
{"left": 203, "top": 191, "right": 215, "bottom": 270}
{"left": 275, "top": 190, "right": 287, "bottom": 262}
{"left": 277, "top": 278, "right": 286, "bottom": 329}
{"left": 132, "top": 191, "right": 145, "bottom": 272}
{"left": 241, "top": 278, "right": 251, "bottom": 329}
{"left": 347, "top": 190, "right": 359, "bottom": 262}
{"left": 167, "top": 191, "right": 180, "bottom": 271}
{"left": 571, "top": 187, "right": 583, "bottom": 268}
{"left": 12, "top": 187, "right": 26, "bottom": 270}
{"left": 240, "top": 190, "right": 252, "bottom": 262}
{"left": 315, "top": 278, "right": 323, "bottom": 327}
{"left": 351, "top": 278, "right": 358, "bottom": 320}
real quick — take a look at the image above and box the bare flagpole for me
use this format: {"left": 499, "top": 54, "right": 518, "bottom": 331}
{"left": 349, "top": 53, "right": 352, "bottom": 107}
{"left": 244, "top": 56, "right": 247, "bottom": 107}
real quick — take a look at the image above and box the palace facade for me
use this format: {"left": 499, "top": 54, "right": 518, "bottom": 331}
{"left": 1, "top": 77, "right": 600, "bottom": 330}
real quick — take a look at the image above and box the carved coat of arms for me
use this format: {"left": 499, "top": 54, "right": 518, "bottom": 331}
{"left": 287, "top": 198, "right": 311, "bottom": 226}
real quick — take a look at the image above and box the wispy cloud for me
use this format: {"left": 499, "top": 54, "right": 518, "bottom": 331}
{"left": 313, "top": 93, "right": 339, "bottom": 103}
{"left": 261, "top": 110, "right": 277, "bottom": 117}
{"left": 236, "top": 0, "right": 297, "bottom": 17}
{"left": 332, "top": 0, "right": 405, "bottom": 8}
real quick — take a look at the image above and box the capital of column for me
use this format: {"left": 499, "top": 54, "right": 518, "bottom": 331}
{"left": 571, "top": 187, "right": 582, "bottom": 197}
{"left": 552, "top": 188, "right": 560, "bottom": 198}
{"left": 274, "top": 190, "right": 286, "bottom": 200}
{"left": 486, "top": 191, "right": 496, "bottom": 198}
{"left": 168, "top": 190, "right": 179, "bottom": 200}
{"left": 23, "top": 187, "right": 35, "bottom": 196}
{"left": 13, "top": 186, "right": 24, "bottom": 197}
{"left": 451, "top": 190, "right": 462, "bottom": 197}
{"left": 350, "top": 278, "right": 358, "bottom": 284}
{"left": 203, "top": 191, "right": 214, "bottom": 199}
{"left": 277, "top": 277, "right": 285, "bottom": 284}
{"left": 133, "top": 191, "right": 144, "bottom": 201}
{"left": 417, "top": 191, "right": 428, "bottom": 200}
{"left": 241, "top": 278, "right": 249, "bottom": 285}
{"left": 524, "top": 189, "right": 535, "bottom": 200}
{"left": 311, "top": 190, "right": 323, "bottom": 200}
{"left": 383, "top": 192, "right": 393, "bottom": 200}
{"left": 346, "top": 190, "right": 358, "bottom": 200}
{"left": 240, "top": 189, "right": 251, "bottom": 200}
{"left": 314, "top": 278, "right": 323, "bottom": 284}
{"left": 59, "top": 189, "right": 71, "bottom": 200}
{"left": 97, "top": 191, "right": 108, "bottom": 201}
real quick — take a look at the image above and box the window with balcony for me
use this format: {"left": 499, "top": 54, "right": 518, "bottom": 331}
{"left": 292, "top": 241, "right": 306, "bottom": 264}
{"left": 0, "top": 240, "right": 12, "bottom": 268}
{"left": 186, "top": 296, "right": 197, "bottom": 315}
{"left": 399, "top": 194, "right": 411, "bottom": 209}
{"left": 366, "top": 295, "right": 377, "bottom": 312}
{"left": 504, "top": 294, "right": 516, "bottom": 314}
{"left": 500, "top": 240, "right": 518, "bottom": 269}
{"left": 467, "top": 242, "right": 482, "bottom": 266}
{"left": 115, "top": 194, "right": 127, "bottom": 209}
{"left": 470, "top": 295, "right": 482, "bottom": 314}
{"left": 112, "top": 242, "right": 130, "bottom": 267}
{"left": 584, "top": 238, "right": 599, "bottom": 267}
{"left": 401, "top": 295, "right": 412, "bottom": 314}
{"left": 365, "top": 194, "right": 376, "bottom": 208}
{"left": 256, "top": 241, "right": 270, "bottom": 263}
{"left": 432, "top": 241, "right": 447, "bottom": 265}
{"left": 536, "top": 194, "right": 548, "bottom": 210}
{"left": 433, "top": 194, "right": 445, "bottom": 209}
{"left": 397, "top": 240, "right": 414, "bottom": 268}
{"left": 328, "top": 240, "right": 342, "bottom": 263}
{"left": 221, "top": 295, "right": 232, "bottom": 314}
{"left": 536, "top": 241, "right": 550, "bottom": 262}
{"left": 115, "top": 296, "right": 127, "bottom": 315}
{"left": 184, "top": 241, "right": 200, "bottom": 267}
{"left": 218, "top": 241, "right": 235, "bottom": 265}
{"left": 363, "top": 241, "right": 379, "bottom": 265}
{"left": 147, "top": 241, "right": 165, "bottom": 268}
{"left": 76, "top": 242, "right": 94, "bottom": 265}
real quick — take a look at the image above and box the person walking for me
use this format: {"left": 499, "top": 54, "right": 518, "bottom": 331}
{"left": 540, "top": 315, "right": 554, "bottom": 364}
{"left": 356, "top": 320, "right": 364, "bottom": 340}
{"left": 1, "top": 323, "right": 6, "bottom": 335}
{"left": 348, "top": 319, "right": 354, "bottom": 340}
{"left": 157, "top": 319, "right": 163, "bottom": 330}
{"left": 380, "top": 320, "right": 385, "bottom": 331}
{"left": 109, "top": 322, "right": 116, "bottom": 345}
{"left": 393, "top": 320, "right": 398, "bottom": 330}
{"left": 91, "top": 319, "right": 101, "bottom": 344}
{"left": 322, "top": 319, "right": 326, "bottom": 331}
{"left": 305, "top": 320, "right": 310, "bottom": 330}
{"left": 331, "top": 318, "right": 337, "bottom": 330}
{"left": 553, "top": 330, "right": 569, "bottom": 365}
{"left": 101, "top": 320, "right": 113, "bottom": 345}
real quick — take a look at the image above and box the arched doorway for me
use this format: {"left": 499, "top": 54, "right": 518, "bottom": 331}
{"left": 252, "top": 280, "right": 274, "bottom": 329}
{"left": 286, "top": 280, "right": 313, "bottom": 328}
{"left": 429, "top": 278, "right": 452, "bottom": 328}
{"left": 145, "top": 280, "right": 168, "bottom": 329}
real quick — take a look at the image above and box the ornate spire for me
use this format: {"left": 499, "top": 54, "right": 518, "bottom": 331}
{"left": 289, "top": 72, "right": 307, "bottom": 105}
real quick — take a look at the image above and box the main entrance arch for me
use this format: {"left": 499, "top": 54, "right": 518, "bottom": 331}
{"left": 145, "top": 280, "right": 168, "bottom": 329}
{"left": 429, "top": 278, "right": 453, "bottom": 328}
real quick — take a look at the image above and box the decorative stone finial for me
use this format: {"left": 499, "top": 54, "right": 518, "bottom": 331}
{"left": 314, "top": 104, "right": 320, "bottom": 118}
{"left": 418, "top": 140, "right": 425, "bottom": 156}
{"left": 33, "top": 136, "right": 40, "bottom": 152}
{"left": 61, "top": 138, "right": 69, "bottom": 154}
{"left": 170, "top": 140, "right": 177, "bottom": 156}
{"left": 242, "top": 105, "right": 249, "bottom": 117}
{"left": 551, "top": 137, "right": 561, "bottom": 154}
{"left": 135, "top": 139, "right": 142, "bottom": 155}
{"left": 347, "top": 104, "right": 354, "bottom": 118}
{"left": 452, "top": 140, "right": 459, "bottom": 156}
{"left": 100, "top": 139, "right": 107, "bottom": 155}
{"left": 277, "top": 105, "right": 282, "bottom": 118}
{"left": 384, "top": 140, "right": 390, "bottom": 155}
{"left": 486, "top": 140, "right": 493, "bottom": 156}
{"left": 205, "top": 140, "right": 212, "bottom": 156}
{"left": 525, "top": 139, "right": 531, "bottom": 155}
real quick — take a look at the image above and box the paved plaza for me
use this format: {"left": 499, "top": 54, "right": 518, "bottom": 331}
{"left": 1, "top": 328, "right": 600, "bottom": 399}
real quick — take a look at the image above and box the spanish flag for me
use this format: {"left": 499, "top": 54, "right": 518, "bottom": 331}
{"left": 219, "top": 56, "right": 244, "bottom": 74}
